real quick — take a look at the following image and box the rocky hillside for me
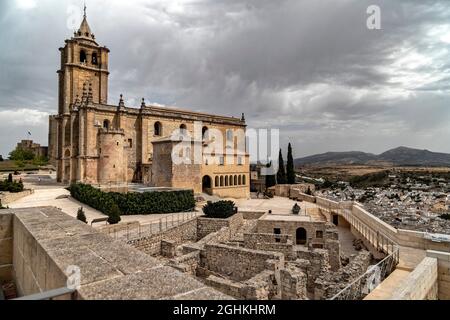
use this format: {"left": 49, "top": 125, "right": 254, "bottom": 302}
{"left": 295, "top": 147, "right": 450, "bottom": 167}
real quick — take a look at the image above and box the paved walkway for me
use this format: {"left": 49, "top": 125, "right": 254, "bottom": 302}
{"left": 8, "top": 186, "right": 197, "bottom": 227}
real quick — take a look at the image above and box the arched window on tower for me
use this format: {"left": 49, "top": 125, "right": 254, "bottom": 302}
{"left": 92, "top": 52, "right": 98, "bottom": 65}
{"left": 103, "top": 119, "right": 110, "bottom": 130}
{"left": 202, "top": 126, "right": 209, "bottom": 140}
{"left": 80, "top": 50, "right": 87, "bottom": 64}
{"left": 154, "top": 122, "right": 162, "bottom": 136}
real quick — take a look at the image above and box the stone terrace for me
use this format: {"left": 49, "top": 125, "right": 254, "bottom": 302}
{"left": 0, "top": 207, "right": 231, "bottom": 300}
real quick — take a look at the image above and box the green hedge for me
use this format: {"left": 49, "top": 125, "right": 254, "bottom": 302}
{"left": 68, "top": 183, "right": 196, "bottom": 217}
{"left": 203, "top": 200, "right": 236, "bottom": 219}
{"left": 0, "top": 180, "right": 24, "bottom": 193}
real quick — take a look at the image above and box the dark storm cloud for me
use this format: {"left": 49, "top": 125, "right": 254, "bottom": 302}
{"left": 1, "top": 0, "right": 450, "bottom": 157}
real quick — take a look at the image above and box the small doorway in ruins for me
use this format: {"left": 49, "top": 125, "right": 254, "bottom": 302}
{"left": 202, "top": 175, "right": 212, "bottom": 195}
{"left": 332, "top": 214, "right": 339, "bottom": 226}
{"left": 296, "top": 227, "right": 307, "bottom": 245}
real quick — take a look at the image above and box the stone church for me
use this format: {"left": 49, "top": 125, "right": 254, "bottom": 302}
{"left": 48, "top": 9, "right": 250, "bottom": 198}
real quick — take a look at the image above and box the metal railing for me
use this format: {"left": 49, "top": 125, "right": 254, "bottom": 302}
{"left": 329, "top": 246, "right": 400, "bottom": 300}
{"left": 104, "top": 211, "right": 201, "bottom": 241}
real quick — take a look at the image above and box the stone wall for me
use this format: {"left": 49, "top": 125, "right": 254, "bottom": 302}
{"left": 0, "top": 190, "right": 34, "bottom": 206}
{"left": 4, "top": 207, "right": 231, "bottom": 300}
{"left": 391, "top": 257, "right": 438, "bottom": 300}
{"left": 197, "top": 212, "right": 244, "bottom": 240}
{"left": 169, "top": 251, "right": 201, "bottom": 276}
{"left": 280, "top": 267, "right": 308, "bottom": 300}
{"left": 0, "top": 212, "right": 13, "bottom": 283}
{"left": 127, "top": 218, "right": 197, "bottom": 255}
{"left": 205, "top": 270, "right": 278, "bottom": 300}
{"left": 295, "top": 248, "right": 330, "bottom": 292}
{"left": 202, "top": 243, "right": 284, "bottom": 282}
{"left": 426, "top": 250, "right": 450, "bottom": 299}
{"left": 241, "top": 210, "right": 267, "bottom": 220}
{"left": 314, "top": 250, "right": 372, "bottom": 300}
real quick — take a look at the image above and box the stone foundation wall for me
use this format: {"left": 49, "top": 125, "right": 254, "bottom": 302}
{"left": 295, "top": 248, "right": 330, "bottom": 292}
{"left": 0, "top": 212, "right": 13, "bottom": 283}
{"left": 0, "top": 190, "right": 34, "bottom": 206}
{"left": 241, "top": 210, "right": 267, "bottom": 220}
{"left": 391, "top": 257, "right": 438, "bottom": 300}
{"left": 280, "top": 267, "right": 308, "bottom": 300}
{"left": 314, "top": 250, "right": 372, "bottom": 300}
{"left": 426, "top": 250, "right": 450, "bottom": 299}
{"left": 169, "top": 251, "right": 201, "bottom": 276}
{"left": 203, "top": 243, "right": 284, "bottom": 282}
{"left": 127, "top": 218, "right": 197, "bottom": 255}
{"left": 197, "top": 213, "right": 243, "bottom": 240}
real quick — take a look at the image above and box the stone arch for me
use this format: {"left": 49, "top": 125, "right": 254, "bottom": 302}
{"left": 220, "top": 176, "right": 224, "bottom": 187}
{"left": 242, "top": 175, "right": 247, "bottom": 186}
{"left": 202, "top": 175, "right": 212, "bottom": 195}
{"left": 229, "top": 175, "right": 233, "bottom": 186}
{"left": 64, "top": 149, "right": 71, "bottom": 158}
{"left": 215, "top": 176, "right": 219, "bottom": 187}
{"left": 238, "top": 175, "right": 242, "bottom": 185}
{"left": 225, "top": 176, "right": 229, "bottom": 186}
{"left": 296, "top": 228, "right": 307, "bottom": 245}
{"left": 234, "top": 175, "right": 238, "bottom": 186}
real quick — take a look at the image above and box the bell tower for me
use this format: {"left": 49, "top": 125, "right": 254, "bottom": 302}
{"left": 57, "top": 6, "right": 109, "bottom": 114}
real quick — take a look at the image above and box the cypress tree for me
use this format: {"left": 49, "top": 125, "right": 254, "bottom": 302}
{"left": 265, "top": 161, "right": 277, "bottom": 189}
{"left": 287, "top": 143, "right": 296, "bottom": 184}
{"left": 276, "top": 149, "right": 287, "bottom": 184}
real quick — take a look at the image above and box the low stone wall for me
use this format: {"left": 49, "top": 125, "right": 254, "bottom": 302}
{"left": 0, "top": 212, "right": 13, "bottom": 283}
{"left": 426, "top": 250, "right": 450, "bottom": 299}
{"left": 169, "top": 251, "right": 201, "bottom": 276}
{"left": 202, "top": 243, "right": 284, "bottom": 282}
{"left": 100, "top": 221, "right": 140, "bottom": 234}
{"left": 0, "top": 190, "right": 33, "bottom": 206}
{"left": 127, "top": 218, "right": 197, "bottom": 255}
{"left": 274, "top": 184, "right": 315, "bottom": 198}
{"left": 241, "top": 210, "right": 267, "bottom": 220}
{"left": 280, "top": 267, "right": 308, "bottom": 300}
{"left": 314, "top": 250, "right": 372, "bottom": 300}
{"left": 293, "top": 192, "right": 316, "bottom": 203}
{"left": 197, "top": 212, "right": 244, "bottom": 240}
{"left": 391, "top": 257, "right": 438, "bottom": 300}
{"left": 205, "top": 270, "right": 278, "bottom": 300}
{"left": 295, "top": 248, "right": 330, "bottom": 292}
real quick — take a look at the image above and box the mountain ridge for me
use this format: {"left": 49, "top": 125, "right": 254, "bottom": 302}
{"left": 295, "top": 146, "right": 450, "bottom": 167}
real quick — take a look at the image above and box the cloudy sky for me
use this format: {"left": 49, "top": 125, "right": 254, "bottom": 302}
{"left": 1, "top": 0, "right": 450, "bottom": 158}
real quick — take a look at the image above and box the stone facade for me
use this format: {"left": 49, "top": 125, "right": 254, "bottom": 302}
{"left": 15, "top": 140, "right": 48, "bottom": 159}
{"left": 49, "top": 12, "right": 250, "bottom": 198}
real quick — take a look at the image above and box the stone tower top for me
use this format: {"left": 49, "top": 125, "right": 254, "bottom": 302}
{"left": 74, "top": 5, "right": 96, "bottom": 43}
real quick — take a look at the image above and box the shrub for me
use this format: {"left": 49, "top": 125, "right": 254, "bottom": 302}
{"left": 203, "top": 200, "right": 236, "bottom": 219}
{"left": 107, "top": 204, "right": 122, "bottom": 225}
{"left": 0, "top": 179, "right": 24, "bottom": 193}
{"left": 68, "top": 183, "right": 195, "bottom": 220}
{"left": 77, "top": 207, "right": 87, "bottom": 224}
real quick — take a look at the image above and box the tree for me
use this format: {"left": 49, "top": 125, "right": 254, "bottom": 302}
{"left": 77, "top": 207, "right": 87, "bottom": 224}
{"left": 107, "top": 204, "right": 121, "bottom": 225}
{"left": 0, "top": 155, "right": 3, "bottom": 162}
{"left": 9, "top": 148, "right": 35, "bottom": 161}
{"left": 276, "top": 149, "right": 287, "bottom": 185}
{"left": 286, "top": 143, "right": 296, "bottom": 184}
{"left": 265, "top": 161, "right": 277, "bottom": 189}
{"left": 8, "top": 173, "right": 13, "bottom": 183}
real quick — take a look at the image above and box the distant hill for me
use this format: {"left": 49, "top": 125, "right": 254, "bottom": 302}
{"left": 295, "top": 147, "right": 450, "bottom": 167}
